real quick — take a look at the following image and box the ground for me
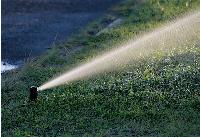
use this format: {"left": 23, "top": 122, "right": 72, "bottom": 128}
{"left": 2, "top": 0, "right": 200, "bottom": 136}
{"left": 2, "top": 0, "right": 120, "bottom": 63}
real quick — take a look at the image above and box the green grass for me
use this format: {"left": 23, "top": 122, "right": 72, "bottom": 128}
{"left": 2, "top": 0, "right": 200, "bottom": 136}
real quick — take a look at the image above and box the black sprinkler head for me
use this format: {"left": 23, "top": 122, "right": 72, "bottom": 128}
{"left": 30, "top": 86, "right": 38, "bottom": 101}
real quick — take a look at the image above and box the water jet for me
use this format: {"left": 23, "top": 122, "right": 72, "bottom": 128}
{"left": 38, "top": 11, "right": 200, "bottom": 91}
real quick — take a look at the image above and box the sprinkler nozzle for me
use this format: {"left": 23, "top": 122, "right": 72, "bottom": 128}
{"left": 30, "top": 86, "right": 38, "bottom": 101}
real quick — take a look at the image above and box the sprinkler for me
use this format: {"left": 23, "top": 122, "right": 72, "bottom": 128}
{"left": 29, "top": 86, "right": 38, "bottom": 101}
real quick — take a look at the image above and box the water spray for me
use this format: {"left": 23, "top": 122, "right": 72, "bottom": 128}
{"left": 38, "top": 11, "right": 200, "bottom": 91}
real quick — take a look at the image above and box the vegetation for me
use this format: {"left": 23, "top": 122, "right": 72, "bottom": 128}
{"left": 2, "top": 0, "right": 200, "bottom": 136}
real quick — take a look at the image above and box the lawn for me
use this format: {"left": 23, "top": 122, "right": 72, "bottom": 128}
{"left": 2, "top": 0, "right": 200, "bottom": 136}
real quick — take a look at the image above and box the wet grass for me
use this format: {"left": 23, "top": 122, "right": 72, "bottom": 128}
{"left": 2, "top": 0, "right": 200, "bottom": 136}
